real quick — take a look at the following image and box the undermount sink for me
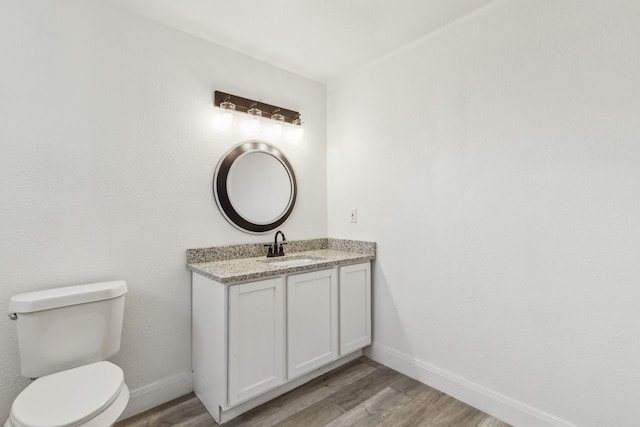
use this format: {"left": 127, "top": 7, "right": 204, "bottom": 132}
{"left": 261, "top": 255, "right": 325, "bottom": 268}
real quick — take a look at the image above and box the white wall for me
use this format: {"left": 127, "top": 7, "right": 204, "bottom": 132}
{"left": 327, "top": 1, "right": 640, "bottom": 426}
{"left": 0, "top": 0, "right": 326, "bottom": 420}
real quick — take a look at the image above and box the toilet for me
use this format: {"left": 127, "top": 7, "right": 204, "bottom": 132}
{"left": 5, "top": 281, "right": 130, "bottom": 427}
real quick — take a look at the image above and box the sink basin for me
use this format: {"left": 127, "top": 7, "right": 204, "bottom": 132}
{"left": 261, "top": 255, "right": 325, "bottom": 268}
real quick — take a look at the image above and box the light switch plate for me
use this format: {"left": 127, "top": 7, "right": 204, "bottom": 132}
{"left": 350, "top": 208, "right": 357, "bottom": 223}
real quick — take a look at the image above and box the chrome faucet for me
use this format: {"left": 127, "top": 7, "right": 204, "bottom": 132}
{"left": 265, "top": 230, "right": 287, "bottom": 257}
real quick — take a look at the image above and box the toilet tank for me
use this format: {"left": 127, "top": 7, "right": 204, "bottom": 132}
{"left": 9, "top": 281, "right": 127, "bottom": 378}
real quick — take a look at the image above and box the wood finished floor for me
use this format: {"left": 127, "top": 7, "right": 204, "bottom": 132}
{"left": 116, "top": 357, "right": 511, "bottom": 427}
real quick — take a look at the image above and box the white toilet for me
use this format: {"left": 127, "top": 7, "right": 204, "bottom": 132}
{"left": 5, "top": 281, "right": 130, "bottom": 427}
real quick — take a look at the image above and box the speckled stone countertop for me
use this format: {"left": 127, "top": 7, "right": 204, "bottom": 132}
{"left": 187, "top": 239, "right": 375, "bottom": 284}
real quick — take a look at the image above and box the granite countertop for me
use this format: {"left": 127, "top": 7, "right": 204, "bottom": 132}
{"left": 187, "top": 239, "right": 375, "bottom": 284}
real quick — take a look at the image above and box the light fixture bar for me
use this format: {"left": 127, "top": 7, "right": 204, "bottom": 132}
{"left": 214, "top": 91, "right": 300, "bottom": 124}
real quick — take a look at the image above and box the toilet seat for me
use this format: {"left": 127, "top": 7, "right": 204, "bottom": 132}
{"left": 10, "top": 361, "right": 126, "bottom": 427}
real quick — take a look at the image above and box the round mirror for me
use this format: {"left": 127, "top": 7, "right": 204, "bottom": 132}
{"left": 214, "top": 141, "right": 297, "bottom": 233}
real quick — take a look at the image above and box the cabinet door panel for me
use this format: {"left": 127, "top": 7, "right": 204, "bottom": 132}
{"left": 287, "top": 269, "right": 338, "bottom": 379}
{"left": 228, "top": 278, "right": 285, "bottom": 405}
{"left": 339, "top": 262, "right": 371, "bottom": 355}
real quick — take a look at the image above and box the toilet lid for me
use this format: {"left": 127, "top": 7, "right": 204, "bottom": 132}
{"left": 11, "top": 361, "right": 124, "bottom": 427}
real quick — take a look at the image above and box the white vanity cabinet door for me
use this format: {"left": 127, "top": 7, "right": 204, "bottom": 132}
{"left": 287, "top": 268, "right": 338, "bottom": 379}
{"left": 228, "top": 278, "right": 285, "bottom": 406}
{"left": 339, "top": 262, "right": 371, "bottom": 355}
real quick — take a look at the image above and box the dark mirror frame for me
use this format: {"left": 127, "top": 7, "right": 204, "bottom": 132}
{"left": 213, "top": 141, "right": 297, "bottom": 234}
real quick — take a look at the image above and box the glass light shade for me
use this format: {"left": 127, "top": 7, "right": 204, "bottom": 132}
{"left": 220, "top": 100, "right": 236, "bottom": 112}
{"left": 291, "top": 116, "right": 304, "bottom": 141}
{"left": 271, "top": 112, "right": 285, "bottom": 137}
{"left": 220, "top": 101, "right": 235, "bottom": 129}
{"left": 247, "top": 107, "right": 262, "bottom": 119}
{"left": 246, "top": 107, "right": 262, "bottom": 135}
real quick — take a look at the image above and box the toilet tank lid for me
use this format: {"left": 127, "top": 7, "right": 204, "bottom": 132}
{"left": 9, "top": 281, "right": 127, "bottom": 314}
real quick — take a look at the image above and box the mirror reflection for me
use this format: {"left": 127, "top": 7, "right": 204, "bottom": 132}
{"left": 227, "top": 152, "right": 292, "bottom": 224}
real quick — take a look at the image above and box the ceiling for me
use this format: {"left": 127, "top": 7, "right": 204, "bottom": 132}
{"left": 102, "top": 0, "right": 496, "bottom": 83}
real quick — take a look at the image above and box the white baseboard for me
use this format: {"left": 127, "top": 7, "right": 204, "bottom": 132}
{"left": 118, "top": 372, "right": 193, "bottom": 421}
{"left": 366, "top": 343, "right": 577, "bottom": 427}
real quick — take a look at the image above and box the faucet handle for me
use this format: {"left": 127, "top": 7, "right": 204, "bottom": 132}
{"left": 263, "top": 244, "right": 274, "bottom": 257}
{"left": 277, "top": 241, "right": 287, "bottom": 256}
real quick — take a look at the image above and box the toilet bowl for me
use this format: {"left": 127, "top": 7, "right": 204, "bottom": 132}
{"left": 4, "top": 362, "right": 129, "bottom": 427}
{"left": 6, "top": 281, "right": 130, "bottom": 427}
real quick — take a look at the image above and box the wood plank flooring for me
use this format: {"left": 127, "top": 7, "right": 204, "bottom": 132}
{"left": 116, "top": 357, "right": 511, "bottom": 427}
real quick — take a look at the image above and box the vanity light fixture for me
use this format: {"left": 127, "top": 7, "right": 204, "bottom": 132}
{"left": 214, "top": 91, "right": 303, "bottom": 139}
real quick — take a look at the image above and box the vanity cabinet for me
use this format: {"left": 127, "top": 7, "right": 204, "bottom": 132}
{"left": 228, "top": 278, "right": 285, "bottom": 405}
{"left": 339, "top": 262, "right": 371, "bottom": 355}
{"left": 191, "top": 260, "right": 371, "bottom": 424}
{"left": 287, "top": 268, "right": 338, "bottom": 379}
